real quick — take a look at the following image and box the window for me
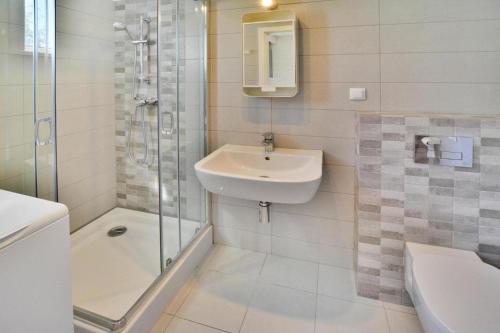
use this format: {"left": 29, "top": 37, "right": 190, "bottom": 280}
{"left": 24, "top": 0, "right": 52, "bottom": 53}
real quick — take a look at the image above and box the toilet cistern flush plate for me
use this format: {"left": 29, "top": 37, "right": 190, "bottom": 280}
{"left": 194, "top": 144, "right": 323, "bottom": 204}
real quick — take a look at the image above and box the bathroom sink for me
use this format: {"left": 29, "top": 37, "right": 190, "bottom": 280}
{"left": 195, "top": 144, "right": 322, "bottom": 204}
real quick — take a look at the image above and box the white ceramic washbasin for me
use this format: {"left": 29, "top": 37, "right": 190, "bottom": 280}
{"left": 194, "top": 144, "right": 322, "bottom": 204}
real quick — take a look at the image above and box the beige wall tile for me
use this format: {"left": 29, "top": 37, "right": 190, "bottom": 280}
{"left": 209, "top": 33, "right": 242, "bottom": 59}
{"left": 275, "top": 134, "right": 356, "bottom": 166}
{"left": 381, "top": 83, "right": 500, "bottom": 114}
{"left": 55, "top": 4, "right": 115, "bottom": 231}
{"left": 56, "top": 7, "right": 114, "bottom": 41}
{"left": 212, "top": 202, "right": 271, "bottom": 235}
{"left": 382, "top": 53, "right": 500, "bottom": 83}
{"left": 0, "top": 85, "right": 23, "bottom": 116}
{"left": 301, "top": 26, "right": 380, "bottom": 55}
{"left": 381, "top": 20, "right": 500, "bottom": 53}
{"left": 209, "top": 58, "right": 242, "bottom": 83}
{"left": 208, "top": 0, "right": 500, "bottom": 272}
{"left": 69, "top": 189, "right": 116, "bottom": 231}
{"left": 57, "top": 105, "right": 114, "bottom": 136}
{"left": 59, "top": 170, "right": 116, "bottom": 209}
{"left": 273, "top": 191, "right": 355, "bottom": 222}
{"left": 212, "top": 194, "right": 258, "bottom": 208}
{"left": 271, "top": 212, "right": 354, "bottom": 249}
{"left": 209, "top": 83, "right": 270, "bottom": 108}
{"left": 209, "top": 7, "right": 251, "bottom": 34}
{"left": 210, "top": 0, "right": 261, "bottom": 13}
{"left": 301, "top": 54, "right": 380, "bottom": 83}
{"left": 57, "top": 126, "right": 114, "bottom": 162}
{"left": 211, "top": 0, "right": 379, "bottom": 31}
{"left": 56, "top": 32, "right": 114, "bottom": 61}
{"left": 271, "top": 109, "right": 355, "bottom": 138}
{"left": 209, "top": 107, "right": 271, "bottom": 133}
{"left": 57, "top": 0, "right": 115, "bottom": 19}
{"left": 271, "top": 83, "right": 380, "bottom": 112}
{"left": 209, "top": 130, "right": 264, "bottom": 152}
{"left": 320, "top": 165, "right": 355, "bottom": 194}
{"left": 381, "top": 0, "right": 500, "bottom": 24}
{"left": 58, "top": 147, "right": 115, "bottom": 187}
{"left": 281, "top": 0, "right": 379, "bottom": 29}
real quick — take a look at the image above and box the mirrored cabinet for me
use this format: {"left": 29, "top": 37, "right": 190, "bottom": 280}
{"left": 242, "top": 11, "right": 298, "bottom": 97}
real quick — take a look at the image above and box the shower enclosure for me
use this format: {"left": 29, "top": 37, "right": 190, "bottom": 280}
{"left": 0, "top": 0, "right": 208, "bottom": 331}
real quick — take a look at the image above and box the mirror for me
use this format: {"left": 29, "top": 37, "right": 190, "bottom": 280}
{"left": 242, "top": 11, "right": 298, "bottom": 97}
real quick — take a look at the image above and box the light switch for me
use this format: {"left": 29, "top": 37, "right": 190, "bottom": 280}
{"left": 350, "top": 88, "right": 366, "bottom": 101}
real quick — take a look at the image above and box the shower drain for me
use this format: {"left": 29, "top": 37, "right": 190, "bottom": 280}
{"left": 107, "top": 226, "right": 128, "bottom": 237}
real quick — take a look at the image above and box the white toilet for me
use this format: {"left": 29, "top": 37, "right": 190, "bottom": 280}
{"left": 405, "top": 242, "right": 500, "bottom": 333}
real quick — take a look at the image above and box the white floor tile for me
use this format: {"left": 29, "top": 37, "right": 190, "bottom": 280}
{"left": 355, "top": 296, "right": 384, "bottom": 308}
{"left": 204, "top": 245, "right": 267, "bottom": 277}
{"left": 316, "top": 295, "right": 390, "bottom": 333}
{"left": 165, "top": 318, "right": 226, "bottom": 333}
{"left": 386, "top": 310, "right": 424, "bottom": 333}
{"left": 241, "top": 283, "right": 316, "bottom": 333}
{"left": 383, "top": 302, "right": 416, "bottom": 315}
{"left": 259, "top": 255, "right": 319, "bottom": 293}
{"left": 150, "top": 313, "right": 173, "bottom": 333}
{"left": 317, "top": 265, "right": 382, "bottom": 307}
{"left": 318, "top": 265, "right": 356, "bottom": 300}
{"left": 165, "top": 275, "right": 196, "bottom": 315}
{"left": 176, "top": 270, "right": 255, "bottom": 333}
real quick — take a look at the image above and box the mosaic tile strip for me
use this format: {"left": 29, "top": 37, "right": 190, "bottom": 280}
{"left": 114, "top": 0, "right": 187, "bottom": 217}
{"left": 357, "top": 114, "right": 500, "bottom": 305}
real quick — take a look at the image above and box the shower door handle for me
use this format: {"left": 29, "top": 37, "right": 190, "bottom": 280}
{"left": 160, "top": 111, "right": 175, "bottom": 137}
{"left": 35, "top": 117, "right": 53, "bottom": 146}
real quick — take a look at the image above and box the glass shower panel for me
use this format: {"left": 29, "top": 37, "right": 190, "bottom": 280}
{"left": 177, "top": 0, "right": 207, "bottom": 251}
{"left": 71, "top": 0, "right": 166, "bottom": 328}
{"left": 158, "top": 0, "right": 182, "bottom": 267}
{"left": 0, "top": 0, "right": 36, "bottom": 197}
{"left": 34, "top": 0, "right": 57, "bottom": 200}
{"left": 158, "top": 0, "right": 207, "bottom": 270}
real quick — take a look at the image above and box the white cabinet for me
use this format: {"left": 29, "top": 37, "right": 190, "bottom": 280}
{"left": 0, "top": 190, "right": 73, "bottom": 333}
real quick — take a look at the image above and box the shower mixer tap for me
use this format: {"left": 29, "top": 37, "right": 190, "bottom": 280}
{"left": 134, "top": 97, "right": 158, "bottom": 106}
{"left": 115, "top": 15, "right": 155, "bottom": 167}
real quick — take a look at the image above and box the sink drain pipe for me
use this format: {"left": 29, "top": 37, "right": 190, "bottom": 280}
{"left": 259, "top": 201, "right": 271, "bottom": 224}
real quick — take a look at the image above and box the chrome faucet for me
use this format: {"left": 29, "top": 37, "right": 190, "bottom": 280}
{"left": 262, "top": 132, "right": 274, "bottom": 153}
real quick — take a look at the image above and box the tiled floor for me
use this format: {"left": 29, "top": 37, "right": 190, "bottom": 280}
{"left": 150, "top": 245, "right": 424, "bottom": 333}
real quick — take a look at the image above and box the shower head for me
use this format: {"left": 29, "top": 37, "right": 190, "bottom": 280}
{"left": 113, "top": 22, "right": 134, "bottom": 40}
{"left": 113, "top": 22, "right": 127, "bottom": 30}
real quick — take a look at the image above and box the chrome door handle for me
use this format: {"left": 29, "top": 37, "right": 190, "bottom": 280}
{"left": 35, "top": 117, "right": 53, "bottom": 146}
{"left": 161, "top": 111, "right": 175, "bottom": 136}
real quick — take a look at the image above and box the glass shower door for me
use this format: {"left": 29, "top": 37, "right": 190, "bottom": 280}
{"left": 158, "top": 0, "right": 208, "bottom": 271}
{"left": 0, "top": 0, "right": 56, "bottom": 200}
{"left": 0, "top": 0, "right": 36, "bottom": 196}
{"left": 157, "top": 0, "right": 182, "bottom": 268}
{"left": 33, "top": 0, "right": 57, "bottom": 201}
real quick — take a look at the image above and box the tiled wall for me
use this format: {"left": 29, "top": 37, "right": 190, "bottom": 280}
{"left": 114, "top": 0, "right": 165, "bottom": 215}
{"left": 56, "top": 0, "right": 206, "bottom": 231}
{"left": 114, "top": 0, "right": 207, "bottom": 223}
{"left": 209, "top": 0, "right": 367, "bottom": 268}
{"left": 208, "top": 0, "right": 500, "bottom": 287}
{"left": 55, "top": 0, "right": 117, "bottom": 231}
{"left": 355, "top": 0, "right": 500, "bottom": 305}
{"left": 357, "top": 114, "right": 500, "bottom": 305}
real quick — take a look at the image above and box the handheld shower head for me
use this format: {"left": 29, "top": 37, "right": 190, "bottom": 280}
{"left": 113, "top": 22, "right": 134, "bottom": 40}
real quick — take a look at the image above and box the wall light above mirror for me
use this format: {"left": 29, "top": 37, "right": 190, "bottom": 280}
{"left": 261, "top": 0, "right": 278, "bottom": 10}
{"left": 242, "top": 11, "right": 298, "bottom": 97}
